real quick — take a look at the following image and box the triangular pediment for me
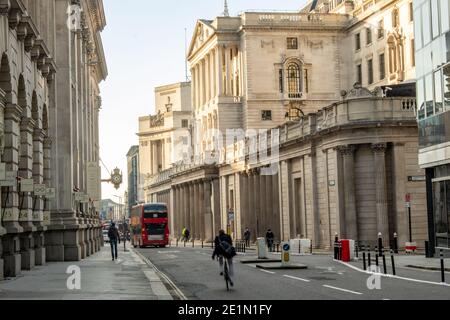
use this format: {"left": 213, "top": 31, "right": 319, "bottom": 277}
{"left": 187, "top": 20, "right": 216, "bottom": 59}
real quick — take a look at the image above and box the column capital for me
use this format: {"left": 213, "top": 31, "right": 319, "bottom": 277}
{"left": 0, "top": 0, "right": 11, "bottom": 16}
{"left": 336, "top": 145, "right": 357, "bottom": 156}
{"left": 371, "top": 143, "right": 387, "bottom": 154}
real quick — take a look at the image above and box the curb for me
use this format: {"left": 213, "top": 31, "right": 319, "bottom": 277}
{"left": 131, "top": 248, "right": 188, "bottom": 300}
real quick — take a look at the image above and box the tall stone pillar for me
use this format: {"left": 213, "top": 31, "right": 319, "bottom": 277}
{"left": 253, "top": 170, "right": 261, "bottom": 239}
{"left": 176, "top": 185, "right": 181, "bottom": 238}
{"left": 265, "top": 173, "right": 274, "bottom": 239}
{"left": 272, "top": 173, "right": 281, "bottom": 242}
{"left": 372, "top": 143, "right": 390, "bottom": 246}
{"left": 171, "top": 186, "right": 177, "bottom": 240}
{"left": 192, "top": 182, "right": 198, "bottom": 239}
{"left": 212, "top": 178, "right": 221, "bottom": 239}
{"left": 188, "top": 183, "right": 194, "bottom": 233}
{"left": 203, "top": 179, "right": 212, "bottom": 241}
{"left": 18, "top": 117, "right": 36, "bottom": 270}
{"left": 259, "top": 173, "right": 267, "bottom": 235}
{"left": 2, "top": 104, "right": 23, "bottom": 277}
{"left": 240, "top": 173, "right": 248, "bottom": 238}
{"left": 338, "top": 145, "right": 358, "bottom": 241}
{"left": 184, "top": 184, "right": 190, "bottom": 231}
{"left": 32, "top": 127, "right": 46, "bottom": 266}
{"left": 195, "top": 182, "right": 201, "bottom": 240}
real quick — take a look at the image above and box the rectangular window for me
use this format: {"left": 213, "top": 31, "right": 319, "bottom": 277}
{"left": 417, "top": 78, "right": 425, "bottom": 120}
{"left": 411, "top": 39, "right": 416, "bottom": 67}
{"left": 432, "top": 0, "right": 440, "bottom": 39}
{"left": 355, "top": 33, "right": 361, "bottom": 50}
{"left": 379, "top": 53, "right": 386, "bottom": 80}
{"left": 426, "top": 73, "right": 434, "bottom": 117}
{"left": 444, "top": 64, "right": 450, "bottom": 111}
{"left": 366, "top": 28, "right": 372, "bottom": 45}
{"left": 423, "top": 1, "right": 431, "bottom": 45}
{"left": 356, "top": 64, "right": 362, "bottom": 84}
{"left": 409, "top": 2, "right": 414, "bottom": 22}
{"left": 414, "top": 7, "right": 423, "bottom": 50}
{"left": 182, "top": 119, "right": 189, "bottom": 128}
{"left": 287, "top": 37, "right": 298, "bottom": 49}
{"left": 435, "top": 70, "right": 443, "bottom": 114}
{"left": 279, "top": 69, "right": 284, "bottom": 93}
{"left": 367, "top": 59, "right": 374, "bottom": 84}
{"left": 262, "top": 110, "right": 272, "bottom": 121}
{"left": 378, "top": 20, "right": 384, "bottom": 39}
{"left": 441, "top": 0, "right": 450, "bottom": 33}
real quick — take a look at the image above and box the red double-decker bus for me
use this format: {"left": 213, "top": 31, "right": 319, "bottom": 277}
{"left": 130, "top": 203, "right": 169, "bottom": 248}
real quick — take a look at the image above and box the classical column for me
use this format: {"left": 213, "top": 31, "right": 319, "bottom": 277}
{"left": 192, "top": 182, "right": 198, "bottom": 239}
{"left": 2, "top": 103, "right": 23, "bottom": 277}
{"left": 338, "top": 145, "right": 358, "bottom": 241}
{"left": 203, "top": 179, "right": 212, "bottom": 241}
{"left": 253, "top": 169, "right": 261, "bottom": 238}
{"left": 210, "top": 52, "right": 215, "bottom": 100}
{"left": 216, "top": 46, "right": 223, "bottom": 96}
{"left": 189, "top": 182, "right": 195, "bottom": 234}
{"left": 372, "top": 143, "right": 390, "bottom": 246}
{"left": 265, "top": 172, "right": 274, "bottom": 239}
{"left": 259, "top": 173, "right": 267, "bottom": 235}
{"left": 225, "top": 46, "right": 231, "bottom": 96}
{"left": 272, "top": 172, "right": 281, "bottom": 242}
{"left": 205, "top": 57, "right": 210, "bottom": 103}
{"left": 18, "top": 117, "right": 36, "bottom": 271}
{"left": 32, "top": 127, "right": 46, "bottom": 266}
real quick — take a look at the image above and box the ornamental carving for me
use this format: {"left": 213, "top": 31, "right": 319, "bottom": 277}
{"left": 336, "top": 145, "right": 356, "bottom": 156}
{"left": 371, "top": 143, "right": 387, "bottom": 154}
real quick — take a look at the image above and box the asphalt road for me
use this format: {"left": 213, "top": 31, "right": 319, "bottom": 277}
{"left": 137, "top": 247, "right": 450, "bottom": 300}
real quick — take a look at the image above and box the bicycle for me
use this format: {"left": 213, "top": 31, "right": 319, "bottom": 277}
{"left": 218, "top": 255, "right": 233, "bottom": 291}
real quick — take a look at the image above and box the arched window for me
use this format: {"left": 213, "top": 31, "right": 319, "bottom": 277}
{"left": 287, "top": 63, "right": 302, "bottom": 97}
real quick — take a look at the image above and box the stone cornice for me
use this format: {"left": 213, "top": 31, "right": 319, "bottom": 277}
{"left": 33, "top": 128, "right": 46, "bottom": 142}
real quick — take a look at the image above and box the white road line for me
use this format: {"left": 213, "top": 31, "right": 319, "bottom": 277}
{"left": 337, "top": 260, "right": 450, "bottom": 288}
{"left": 131, "top": 248, "right": 188, "bottom": 300}
{"left": 323, "top": 285, "right": 363, "bottom": 295}
{"left": 283, "top": 275, "right": 311, "bottom": 283}
{"left": 260, "top": 269, "right": 276, "bottom": 275}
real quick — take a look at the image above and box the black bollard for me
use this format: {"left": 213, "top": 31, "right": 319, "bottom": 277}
{"left": 368, "top": 250, "right": 372, "bottom": 268}
{"left": 382, "top": 254, "right": 387, "bottom": 274}
{"left": 394, "top": 233, "right": 399, "bottom": 254}
{"left": 363, "top": 251, "right": 367, "bottom": 271}
{"left": 355, "top": 242, "right": 359, "bottom": 259}
{"left": 192, "top": 239, "right": 195, "bottom": 248}
{"left": 184, "top": 240, "right": 186, "bottom": 248}
{"left": 202, "top": 241, "right": 204, "bottom": 249}
{"left": 176, "top": 239, "right": 179, "bottom": 247}
{"left": 375, "top": 253, "right": 379, "bottom": 267}
{"left": 441, "top": 250, "right": 446, "bottom": 284}
{"left": 378, "top": 234, "right": 383, "bottom": 257}
{"left": 391, "top": 250, "right": 396, "bottom": 276}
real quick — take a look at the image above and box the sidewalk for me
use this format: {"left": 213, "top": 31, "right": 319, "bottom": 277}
{"left": 0, "top": 244, "right": 174, "bottom": 300}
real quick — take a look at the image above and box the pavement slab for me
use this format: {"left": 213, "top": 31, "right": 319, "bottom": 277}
{"left": 0, "top": 245, "right": 173, "bottom": 300}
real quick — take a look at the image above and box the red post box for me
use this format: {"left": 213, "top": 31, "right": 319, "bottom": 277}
{"left": 341, "top": 240, "right": 351, "bottom": 262}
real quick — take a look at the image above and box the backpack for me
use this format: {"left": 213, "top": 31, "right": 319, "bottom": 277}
{"left": 219, "top": 240, "right": 236, "bottom": 258}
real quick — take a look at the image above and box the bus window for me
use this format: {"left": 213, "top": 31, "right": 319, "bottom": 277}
{"left": 146, "top": 223, "right": 167, "bottom": 235}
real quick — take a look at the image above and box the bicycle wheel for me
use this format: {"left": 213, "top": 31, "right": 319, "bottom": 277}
{"left": 224, "top": 260, "right": 230, "bottom": 291}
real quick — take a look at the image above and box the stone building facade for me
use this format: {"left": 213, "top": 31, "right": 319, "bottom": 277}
{"left": 0, "top": 0, "right": 107, "bottom": 280}
{"left": 144, "top": 1, "right": 427, "bottom": 249}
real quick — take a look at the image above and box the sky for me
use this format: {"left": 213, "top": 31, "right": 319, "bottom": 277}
{"left": 99, "top": 0, "right": 308, "bottom": 203}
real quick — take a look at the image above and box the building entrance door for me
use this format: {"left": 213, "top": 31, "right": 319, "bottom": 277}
{"left": 433, "top": 180, "right": 450, "bottom": 248}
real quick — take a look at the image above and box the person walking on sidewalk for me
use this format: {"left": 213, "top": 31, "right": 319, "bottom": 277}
{"left": 244, "top": 228, "right": 251, "bottom": 247}
{"left": 266, "top": 229, "right": 275, "bottom": 252}
{"left": 108, "top": 222, "right": 121, "bottom": 261}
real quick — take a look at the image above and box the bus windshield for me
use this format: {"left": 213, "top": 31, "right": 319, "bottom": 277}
{"left": 143, "top": 204, "right": 168, "bottom": 219}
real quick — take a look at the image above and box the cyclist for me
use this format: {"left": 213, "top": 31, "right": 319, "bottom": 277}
{"left": 212, "top": 230, "right": 236, "bottom": 286}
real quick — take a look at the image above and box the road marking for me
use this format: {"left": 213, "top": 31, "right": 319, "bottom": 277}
{"left": 323, "top": 285, "right": 363, "bottom": 295}
{"left": 283, "top": 275, "right": 311, "bottom": 283}
{"left": 131, "top": 248, "right": 188, "bottom": 300}
{"left": 337, "top": 260, "right": 450, "bottom": 287}
{"left": 260, "top": 270, "right": 276, "bottom": 275}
